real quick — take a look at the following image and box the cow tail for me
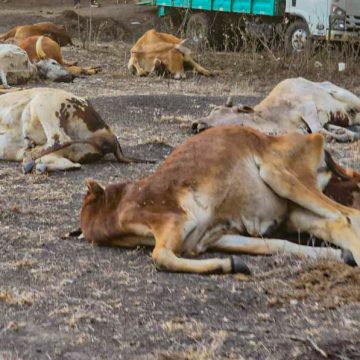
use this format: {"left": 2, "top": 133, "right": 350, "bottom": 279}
{"left": 35, "top": 36, "right": 47, "bottom": 59}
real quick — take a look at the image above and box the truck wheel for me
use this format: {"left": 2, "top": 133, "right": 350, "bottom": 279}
{"left": 285, "top": 20, "right": 310, "bottom": 53}
{"left": 186, "top": 13, "right": 212, "bottom": 50}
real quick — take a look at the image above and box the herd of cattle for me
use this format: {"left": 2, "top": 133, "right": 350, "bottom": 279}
{"left": 1, "top": 21, "right": 360, "bottom": 275}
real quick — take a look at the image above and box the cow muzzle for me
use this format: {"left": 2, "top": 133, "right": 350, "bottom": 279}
{"left": 53, "top": 73, "right": 75, "bottom": 83}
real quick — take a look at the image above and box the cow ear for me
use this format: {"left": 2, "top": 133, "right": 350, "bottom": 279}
{"left": 86, "top": 178, "right": 104, "bottom": 196}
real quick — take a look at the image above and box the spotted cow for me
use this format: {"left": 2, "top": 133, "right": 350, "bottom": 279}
{"left": 0, "top": 88, "right": 147, "bottom": 173}
{"left": 192, "top": 78, "right": 360, "bottom": 142}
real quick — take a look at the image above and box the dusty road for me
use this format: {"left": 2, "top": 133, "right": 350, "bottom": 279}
{"left": 1, "top": 1, "right": 360, "bottom": 359}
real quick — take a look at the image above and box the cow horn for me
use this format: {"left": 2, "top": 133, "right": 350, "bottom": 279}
{"left": 324, "top": 150, "right": 352, "bottom": 180}
{"left": 35, "top": 36, "right": 47, "bottom": 59}
{"left": 114, "top": 138, "right": 156, "bottom": 164}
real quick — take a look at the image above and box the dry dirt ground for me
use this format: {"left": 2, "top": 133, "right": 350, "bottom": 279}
{"left": 1, "top": 1, "right": 360, "bottom": 359}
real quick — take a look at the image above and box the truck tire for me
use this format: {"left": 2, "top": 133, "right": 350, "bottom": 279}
{"left": 285, "top": 20, "right": 311, "bottom": 53}
{"left": 186, "top": 13, "right": 212, "bottom": 50}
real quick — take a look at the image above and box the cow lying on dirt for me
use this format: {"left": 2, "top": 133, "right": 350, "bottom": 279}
{"left": 128, "top": 29, "right": 215, "bottom": 79}
{"left": 0, "top": 88, "right": 146, "bottom": 173}
{"left": 0, "top": 22, "right": 73, "bottom": 46}
{"left": 0, "top": 43, "right": 73, "bottom": 89}
{"left": 78, "top": 126, "right": 360, "bottom": 275}
{"left": 192, "top": 78, "right": 360, "bottom": 142}
{"left": 19, "top": 36, "right": 101, "bottom": 76}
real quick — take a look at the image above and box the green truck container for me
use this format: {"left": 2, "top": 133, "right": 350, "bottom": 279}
{"left": 140, "top": 0, "right": 360, "bottom": 52}
{"left": 155, "top": 0, "right": 285, "bottom": 16}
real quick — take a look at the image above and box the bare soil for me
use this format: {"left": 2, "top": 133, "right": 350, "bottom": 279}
{"left": 1, "top": 2, "right": 360, "bottom": 359}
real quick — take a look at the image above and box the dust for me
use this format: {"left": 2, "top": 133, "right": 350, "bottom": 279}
{"left": 268, "top": 261, "right": 360, "bottom": 308}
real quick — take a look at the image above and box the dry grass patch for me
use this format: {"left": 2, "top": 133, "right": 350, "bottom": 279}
{"left": 266, "top": 260, "right": 360, "bottom": 308}
{"left": 0, "top": 289, "right": 35, "bottom": 306}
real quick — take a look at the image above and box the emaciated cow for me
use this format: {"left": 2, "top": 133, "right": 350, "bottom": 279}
{"left": 19, "top": 36, "right": 101, "bottom": 76}
{"left": 0, "top": 43, "right": 73, "bottom": 88}
{"left": 128, "top": 29, "right": 215, "bottom": 79}
{"left": 0, "top": 88, "right": 147, "bottom": 173}
{"left": 79, "top": 126, "right": 360, "bottom": 275}
{"left": 0, "top": 22, "right": 73, "bottom": 46}
{"left": 192, "top": 78, "right": 360, "bottom": 142}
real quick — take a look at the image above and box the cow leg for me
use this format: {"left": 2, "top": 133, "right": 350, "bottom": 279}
{"left": 289, "top": 208, "right": 360, "bottom": 265}
{"left": 184, "top": 58, "right": 212, "bottom": 76}
{"left": 259, "top": 164, "right": 360, "bottom": 264}
{"left": 62, "top": 59, "right": 78, "bottom": 66}
{"left": 128, "top": 56, "right": 148, "bottom": 77}
{"left": 211, "top": 234, "right": 343, "bottom": 261}
{"left": 65, "top": 65, "right": 101, "bottom": 76}
{"left": 33, "top": 153, "right": 81, "bottom": 173}
{"left": 151, "top": 215, "right": 250, "bottom": 274}
{"left": 20, "top": 103, "right": 75, "bottom": 172}
{"left": 0, "top": 69, "right": 10, "bottom": 89}
{"left": 320, "top": 126, "right": 360, "bottom": 142}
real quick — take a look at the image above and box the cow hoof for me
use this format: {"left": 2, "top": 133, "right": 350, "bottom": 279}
{"left": 36, "top": 163, "right": 47, "bottom": 174}
{"left": 230, "top": 256, "right": 251, "bottom": 275}
{"left": 23, "top": 160, "right": 35, "bottom": 174}
{"left": 341, "top": 249, "right": 357, "bottom": 267}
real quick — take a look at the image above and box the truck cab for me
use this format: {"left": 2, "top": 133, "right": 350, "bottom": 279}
{"left": 286, "top": 0, "right": 360, "bottom": 51}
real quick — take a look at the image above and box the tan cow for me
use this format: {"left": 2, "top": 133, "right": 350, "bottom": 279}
{"left": 19, "top": 36, "right": 101, "bottom": 76}
{"left": 192, "top": 78, "right": 360, "bottom": 142}
{"left": 128, "top": 29, "right": 215, "bottom": 79}
{"left": 0, "top": 88, "right": 148, "bottom": 173}
{"left": 79, "top": 126, "right": 360, "bottom": 275}
{"left": 0, "top": 22, "right": 73, "bottom": 46}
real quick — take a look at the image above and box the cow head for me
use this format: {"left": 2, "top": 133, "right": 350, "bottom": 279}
{"left": 82, "top": 131, "right": 133, "bottom": 164}
{"left": 34, "top": 36, "right": 73, "bottom": 83}
{"left": 192, "top": 99, "right": 256, "bottom": 133}
{"left": 80, "top": 179, "right": 130, "bottom": 245}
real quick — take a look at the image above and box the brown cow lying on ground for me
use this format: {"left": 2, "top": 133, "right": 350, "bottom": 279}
{"left": 0, "top": 88, "right": 148, "bottom": 173}
{"left": 192, "top": 78, "right": 360, "bottom": 142}
{"left": 19, "top": 36, "right": 101, "bottom": 76}
{"left": 128, "top": 29, "right": 215, "bottom": 79}
{"left": 0, "top": 22, "right": 73, "bottom": 46}
{"left": 78, "top": 126, "right": 360, "bottom": 275}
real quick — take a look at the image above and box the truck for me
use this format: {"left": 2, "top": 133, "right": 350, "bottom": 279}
{"left": 140, "top": 0, "right": 360, "bottom": 52}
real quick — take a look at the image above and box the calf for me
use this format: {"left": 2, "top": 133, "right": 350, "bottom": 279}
{"left": 79, "top": 126, "right": 360, "bottom": 275}
{"left": 19, "top": 36, "right": 101, "bottom": 76}
{"left": 0, "top": 88, "right": 145, "bottom": 173}
{"left": 0, "top": 22, "right": 72, "bottom": 46}
{"left": 0, "top": 43, "right": 73, "bottom": 88}
{"left": 128, "top": 29, "right": 214, "bottom": 79}
{"left": 192, "top": 78, "right": 360, "bottom": 142}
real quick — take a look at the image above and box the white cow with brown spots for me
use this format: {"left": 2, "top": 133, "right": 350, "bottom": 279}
{"left": 0, "top": 88, "right": 145, "bottom": 173}
{"left": 193, "top": 78, "right": 360, "bottom": 142}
